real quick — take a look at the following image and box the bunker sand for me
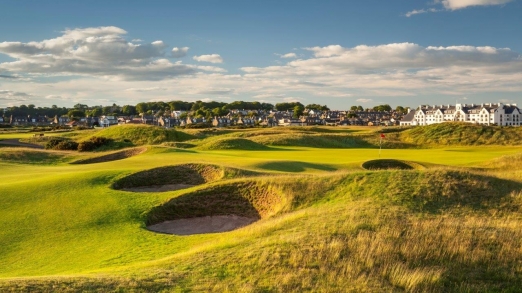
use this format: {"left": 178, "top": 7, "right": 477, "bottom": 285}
{"left": 147, "top": 215, "right": 257, "bottom": 235}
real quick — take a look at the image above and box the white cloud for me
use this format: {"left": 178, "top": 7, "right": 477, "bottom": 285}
{"left": 407, "top": 0, "right": 514, "bottom": 16}
{"left": 305, "top": 45, "right": 345, "bottom": 57}
{"left": 125, "top": 87, "right": 167, "bottom": 92}
{"left": 283, "top": 97, "right": 302, "bottom": 103}
{"left": 405, "top": 8, "right": 440, "bottom": 17}
{"left": 171, "top": 47, "right": 189, "bottom": 58}
{"left": 195, "top": 65, "right": 227, "bottom": 72}
{"left": 240, "top": 43, "right": 522, "bottom": 99}
{"left": 356, "top": 99, "right": 373, "bottom": 103}
{"left": 193, "top": 54, "right": 223, "bottom": 63}
{"left": 441, "top": 0, "right": 514, "bottom": 10}
{"left": 0, "top": 89, "right": 33, "bottom": 97}
{"left": 279, "top": 53, "right": 297, "bottom": 59}
{"left": 0, "top": 28, "right": 521, "bottom": 109}
{"left": 0, "top": 89, "right": 32, "bottom": 103}
{"left": 0, "top": 26, "right": 197, "bottom": 81}
{"left": 195, "top": 88, "right": 235, "bottom": 95}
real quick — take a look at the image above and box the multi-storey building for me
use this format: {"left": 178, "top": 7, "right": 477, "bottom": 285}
{"left": 400, "top": 103, "right": 521, "bottom": 126}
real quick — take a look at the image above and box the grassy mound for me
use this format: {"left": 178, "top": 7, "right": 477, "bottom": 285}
{"left": 197, "top": 137, "right": 269, "bottom": 150}
{"left": 81, "top": 125, "right": 194, "bottom": 145}
{"left": 362, "top": 159, "right": 417, "bottom": 170}
{"left": 400, "top": 122, "right": 522, "bottom": 146}
{"left": 70, "top": 147, "right": 147, "bottom": 164}
{"left": 0, "top": 149, "right": 70, "bottom": 165}
{"left": 112, "top": 163, "right": 224, "bottom": 190}
{"left": 481, "top": 152, "right": 522, "bottom": 170}
{"left": 249, "top": 133, "right": 372, "bottom": 148}
{"left": 146, "top": 180, "right": 285, "bottom": 225}
{"left": 1, "top": 162, "right": 522, "bottom": 291}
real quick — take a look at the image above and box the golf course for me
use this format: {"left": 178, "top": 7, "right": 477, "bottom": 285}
{"left": 1, "top": 123, "right": 521, "bottom": 292}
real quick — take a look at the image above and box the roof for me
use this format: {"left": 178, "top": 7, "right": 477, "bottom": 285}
{"left": 401, "top": 110, "right": 415, "bottom": 122}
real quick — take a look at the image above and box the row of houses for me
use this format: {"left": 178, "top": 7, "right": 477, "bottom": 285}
{"left": 400, "top": 103, "right": 522, "bottom": 127}
{"left": 1, "top": 109, "right": 404, "bottom": 128}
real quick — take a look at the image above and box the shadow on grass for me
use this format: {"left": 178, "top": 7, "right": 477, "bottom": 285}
{"left": 255, "top": 160, "right": 338, "bottom": 172}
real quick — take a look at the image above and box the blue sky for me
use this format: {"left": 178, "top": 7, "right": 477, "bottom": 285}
{"left": 0, "top": 0, "right": 521, "bottom": 109}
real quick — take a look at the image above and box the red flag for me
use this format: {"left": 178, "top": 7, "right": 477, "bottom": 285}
{"left": 380, "top": 133, "right": 385, "bottom": 138}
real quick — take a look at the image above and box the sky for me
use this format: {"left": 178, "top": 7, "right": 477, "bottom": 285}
{"left": 0, "top": 0, "right": 521, "bottom": 110}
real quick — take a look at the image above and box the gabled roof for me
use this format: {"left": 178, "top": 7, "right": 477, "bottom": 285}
{"left": 401, "top": 110, "right": 415, "bottom": 122}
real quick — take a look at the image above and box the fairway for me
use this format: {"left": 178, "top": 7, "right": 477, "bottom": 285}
{"left": 1, "top": 125, "right": 522, "bottom": 291}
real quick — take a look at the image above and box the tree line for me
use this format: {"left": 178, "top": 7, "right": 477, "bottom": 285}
{"left": 1, "top": 100, "right": 409, "bottom": 121}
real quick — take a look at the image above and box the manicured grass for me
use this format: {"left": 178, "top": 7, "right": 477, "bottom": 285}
{"left": 1, "top": 125, "right": 522, "bottom": 292}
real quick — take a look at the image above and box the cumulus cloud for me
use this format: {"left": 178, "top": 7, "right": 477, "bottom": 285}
{"left": 440, "top": 0, "right": 514, "bottom": 10}
{"left": 407, "top": 0, "right": 514, "bottom": 16}
{"left": 356, "top": 99, "right": 373, "bottom": 103}
{"left": 193, "top": 54, "right": 223, "bottom": 63}
{"left": 279, "top": 53, "right": 297, "bottom": 58}
{"left": 240, "top": 43, "right": 522, "bottom": 98}
{"left": 0, "top": 90, "right": 32, "bottom": 103}
{"left": 305, "top": 45, "right": 345, "bottom": 57}
{"left": 0, "top": 26, "right": 196, "bottom": 81}
{"left": 171, "top": 47, "right": 189, "bottom": 58}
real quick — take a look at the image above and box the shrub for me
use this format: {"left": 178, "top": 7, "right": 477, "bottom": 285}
{"left": 78, "top": 136, "right": 113, "bottom": 152}
{"left": 77, "top": 141, "right": 96, "bottom": 152}
{"left": 54, "top": 140, "right": 79, "bottom": 151}
{"left": 45, "top": 138, "right": 66, "bottom": 150}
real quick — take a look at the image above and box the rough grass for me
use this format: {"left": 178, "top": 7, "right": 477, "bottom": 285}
{"left": 0, "top": 148, "right": 72, "bottom": 165}
{"left": 112, "top": 163, "right": 225, "bottom": 190}
{"left": 79, "top": 125, "right": 195, "bottom": 145}
{"left": 197, "top": 137, "right": 270, "bottom": 150}
{"left": 401, "top": 122, "right": 522, "bottom": 146}
{"left": 2, "top": 126, "right": 522, "bottom": 292}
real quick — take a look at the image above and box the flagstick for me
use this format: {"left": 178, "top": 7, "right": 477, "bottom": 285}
{"left": 379, "top": 136, "right": 382, "bottom": 158}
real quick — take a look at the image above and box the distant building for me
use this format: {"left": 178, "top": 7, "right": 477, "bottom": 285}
{"left": 401, "top": 103, "right": 522, "bottom": 126}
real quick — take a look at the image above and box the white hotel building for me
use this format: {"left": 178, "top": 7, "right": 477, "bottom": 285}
{"left": 400, "top": 103, "right": 522, "bottom": 127}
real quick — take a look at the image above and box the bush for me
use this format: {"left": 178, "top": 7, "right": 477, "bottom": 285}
{"left": 45, "top": 138, "right": 66, "bottom": 150}
{"left": 77, "top": 141, "right": 96, "bottom": 152}
{"left": 54, "top": 140, "right": 79, "bottom": 150}
{"left": 78, "top": 136, "right": 113, "bottom": 152}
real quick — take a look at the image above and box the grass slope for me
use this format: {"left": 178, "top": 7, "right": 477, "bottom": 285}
{"left": 1, "top": 126, "right": 522, "bottom": 292}
{"left": 80, "top": 125, "right": 195, "bottom": 145}
{"left": 401, "top": 122, "right": 522, "bottom": 146}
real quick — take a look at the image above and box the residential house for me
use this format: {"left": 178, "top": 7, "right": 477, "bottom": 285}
{"left": 99, "top": 115, "right": 118, "bottom": 127}
{"left": 401, "top": 103, "right": 522, "bottom": 126}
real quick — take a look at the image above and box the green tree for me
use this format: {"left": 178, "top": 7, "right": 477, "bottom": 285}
{"left": 122, "top": 105, "right": 136, "bottom": 115}
{"left": 67, "top": 109, "right": 86, "bottom": 120}
{"left": 293, "top": 104, "right": 304, "bottom": 118}
{"left": 136, "top": 102, "right": 148, "bottom": 114}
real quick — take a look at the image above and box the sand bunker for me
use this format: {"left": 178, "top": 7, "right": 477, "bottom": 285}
{"left": 147, "top": 215, "right": 257, "bottom": 235}
{"left": 122, "top": 184, "right": 195, "bottom": 192}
